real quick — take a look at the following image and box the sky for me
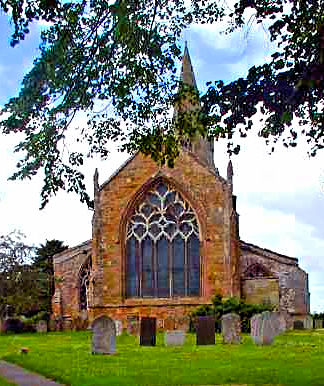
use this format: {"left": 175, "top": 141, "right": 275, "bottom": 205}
{"left": 0, "top": 9, "right": 323, "bottom": 313}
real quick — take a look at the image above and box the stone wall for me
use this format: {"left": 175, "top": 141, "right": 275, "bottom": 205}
{"left": 52, "top": 241, "right": 91, "bottom": 323}
{"left": 242, "top": 278, "right": 279, "bottom": 307}
{"left": 240, "top": 241, "right": 310, "bottom": 317}
{"left": 88, "top": 151, "right": 240, "bottom": 325}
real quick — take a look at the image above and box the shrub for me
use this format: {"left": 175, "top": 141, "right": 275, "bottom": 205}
{"left": 190, "top": 294, "right": 274, "bottom": 333}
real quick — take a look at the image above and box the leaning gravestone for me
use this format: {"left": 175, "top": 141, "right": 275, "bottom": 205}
{"left": 196, "top": 316, "right": 215, "bottom": 345}
{"left": 250, "top": 311, "right": 277, "bottom": 345}
{"left": 91, "top": 316, "right": 116, "bottom": 354}
{"left": 140, "top": 317, "right": 156, "bottom": 346}
{"left": 36, "top": 320, "right": 47, "bottom": 333}
{"left": 221, "top": 313, "right": 241, "bottom": 344}
{"left": 164, "top": 330, "right": 186, "bottom": 346}
{"left": 115, "top": 320, "right": 123, "bottom": 336}
{"left": 315, "top": 319, "right": 323, "bottom": 329}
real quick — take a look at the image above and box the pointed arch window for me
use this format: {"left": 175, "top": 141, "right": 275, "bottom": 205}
{"left": 244, "top": 263, "right": 271, "bottom": 279}
{"left": 79, "top": 257, "right": 92, "bottom": 310}
{"left": 126, "top": 181, "right": 200, "bottom": 298}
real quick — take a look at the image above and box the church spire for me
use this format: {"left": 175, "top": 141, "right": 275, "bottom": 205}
{"left": 175, "top": 43, "right": 215, "bottom": 171}
{"left": 180, "top": 42, "right": 197, "bottom": 89}
{"left": 227, "top": 159, "right": 233, "bottom": 192}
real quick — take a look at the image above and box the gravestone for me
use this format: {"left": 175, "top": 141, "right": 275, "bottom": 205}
{"left": 315, "top": 319, "right": 323, "bottom": 329}
{"left": 293, "top": 320, "right": 304, "bottom": 330}
{"left": 127, "top": 315, "right": 140, "bottom": 335}
{"left": 196, "top": 316, "right": 215, "bottom": 345}
{"left": 36, "top": 320, "right": 47, "bottom": 333}
{"left": 140, "top": 317, "right": 156, "bottom": 346}
{"left": 164, "top": 316, "right": 176, "bottom": 331}
{"left": 48, "top": 320, "right": 57, "bottom": 332}
{"left": 91, "top": 316, "right": 116, "bottom": 354}
{"left": 268, "top": 312, "right": 286, "bottom": 335}
{"left": 115, "top": 320, "right": 123, "bottom": 336}
{"left": 221, "top": 313, "right": 241, "bottom": 344}
{"left": 62, "top": 319, "right": 72, "bottom": 330}
{"left": 275, "top": 312, "right": 287, "bottom": 334}
{"left": 250, "top": 311, "right": 277, "bottom": 345}
{"left": 177, "top": 316, "right": 191, "bottom": 332}
{"left": 304, "top": 315, "right": 313, "bottom": 329}
{"left": 164, "top": 330, "right": 186, "bottom": 346}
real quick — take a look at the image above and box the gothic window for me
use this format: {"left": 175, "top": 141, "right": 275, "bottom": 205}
{"left": 79, "top": 257, "right": 92, "bottom": 310}
{"left": 126, "top": 181, "right": 200, "bottom": 298}
{"left": 244, "top": 263, "right": 270, "bottom": 279}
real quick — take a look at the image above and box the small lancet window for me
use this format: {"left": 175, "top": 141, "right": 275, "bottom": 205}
{"left": 126, "top": 180, "right": 200, "bottom": 298}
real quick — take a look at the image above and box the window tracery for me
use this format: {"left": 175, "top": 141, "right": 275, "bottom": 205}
{"left": 126, "top": 181, "right": 200, "bottom": 298}
{"left": 79, "top": 257, "right": 92, "bottom": 310}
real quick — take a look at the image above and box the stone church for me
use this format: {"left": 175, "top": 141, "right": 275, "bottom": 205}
{"left": 52, "top": 47, "right": 310, "bottom": 331}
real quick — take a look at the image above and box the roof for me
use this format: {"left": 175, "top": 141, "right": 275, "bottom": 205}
{"left": 53, "top": 240, "right": 91, "bottom": 264}
{"left": 240, "top": 240, "right": 299, "bottom": 264}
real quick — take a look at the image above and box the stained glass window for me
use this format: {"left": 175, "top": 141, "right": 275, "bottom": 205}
{"left": 126, "top": 181, "right": 200, "bottom": 298}
{"left": 79, "top": 257, "right": 92, "bottom": 310}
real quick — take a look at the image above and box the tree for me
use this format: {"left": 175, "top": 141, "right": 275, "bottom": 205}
{"left": 34, "top": 239, "right": 68, "bottom": 314}
{"left": 0, "top": 233, "right": 68, "bottom": 319}
{"left": 0, "top": 0, "right": 323, "bottom": 207}
{"left": 0, "top": 231, "right": 41, "bottom": 317}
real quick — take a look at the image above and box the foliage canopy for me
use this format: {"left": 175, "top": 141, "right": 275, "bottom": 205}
{"left": 1, "top": 0, "right": 323, "bottom": 207}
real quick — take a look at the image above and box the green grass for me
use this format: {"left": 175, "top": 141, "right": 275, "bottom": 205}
{"left": 0, "top": 375, "right": 15, "bottom": 385}
{"left": 0, "top": 330, "right": 324, "bottom": 385}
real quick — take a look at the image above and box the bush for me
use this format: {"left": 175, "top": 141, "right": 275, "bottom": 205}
{"left": 190, "top": 294, "right": 274, "bottom": 333}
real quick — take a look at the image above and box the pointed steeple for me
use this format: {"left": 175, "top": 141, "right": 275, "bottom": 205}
{"left": 227, "top": 159, "right": 233, "bottom": 192}
{"left": 174, "top": 43, "right": 215, "bottom": 171}
{"left": 180, "top": 42, "right": 197, "bottom": 89}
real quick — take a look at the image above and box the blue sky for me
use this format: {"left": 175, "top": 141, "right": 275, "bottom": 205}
{"left": 0, "top": 11, "right": 323, "bottom": 312}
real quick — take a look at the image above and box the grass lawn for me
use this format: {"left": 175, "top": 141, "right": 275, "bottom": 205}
{"left": 0, "top": 375, "right": 15, "bottom": 385}
{"left": 0, "top": 330, "right": 324, "bottom": 385}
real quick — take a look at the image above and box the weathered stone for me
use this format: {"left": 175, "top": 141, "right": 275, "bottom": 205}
{"left": 140, "top": 317, "right": 156, "bottom": 346}
{"left": 196, "top": 316, "right": 215, "bottom": 345}
{"left": 91, "top": 316, "right": 116, "bottom": 354}
{"left": 115, "top": 320, "right": 123, "bottom": 336}
{"left": 250, "top": 311, "right": 278, "bottom": 345}
{"left": 268, "top": 312, "right": 287, "bottom": 335}
{"left": 36, "top": 320, "right": 47, "bottom": 333}
{"left": 314, "top": 319, "right": 323, "bottom": 329}
{"left": 221, "top": 313, "right": 241, "bottom": 344}
{"left": 164, "top": 330, "right": 186, "bottom": 346}
{"left": 304, "top": 315, "right": 313, "bottom": 329}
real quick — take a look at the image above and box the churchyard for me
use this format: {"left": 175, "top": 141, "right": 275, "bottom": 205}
{"left": 0, "top": 328, "right": 324, "bottom": 385}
